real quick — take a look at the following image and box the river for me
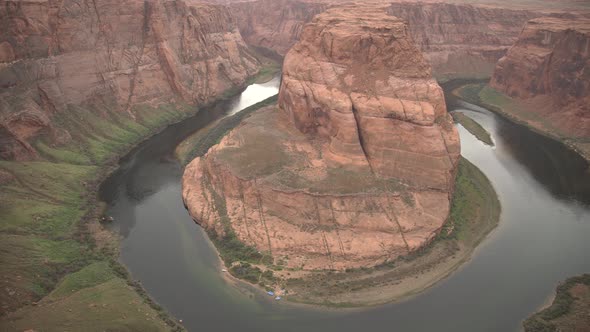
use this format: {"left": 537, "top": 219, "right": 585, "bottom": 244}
{"left": 99, "top": 77, "right": 590, "bottom": 332}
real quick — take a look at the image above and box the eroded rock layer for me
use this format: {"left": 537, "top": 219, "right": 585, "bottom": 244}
{"left": 491, "top": 16, "right": 590, "bottom": 137}
{"left": 386, "top": 2, "right": 539, "bottom": 78}
{"left": 0, "top": 0, "right": 260, "bottom": 160}
{"left": 230, "top": 0, "right": 327, "bottom": 56}
{"left": 183, "top": 5, "right": 460, "bottom": 271}
{"left": 229, "top": 0, "right": 536, "bottom": 78}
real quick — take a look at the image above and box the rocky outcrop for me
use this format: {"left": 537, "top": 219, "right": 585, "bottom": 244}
{"left": 183, "top": 5, "right": 460, "bottom": 271}
{"left": 491, "top": 16, "right": 590, "bottom": 137}
{"left": 0, "top": 0, "right": 260, "bottom": 160}
{"left": 386, "top": 3, "right": 539, "bottom": 78}
{"left": 279, "top": 5, "right": 460, "bottom": 187}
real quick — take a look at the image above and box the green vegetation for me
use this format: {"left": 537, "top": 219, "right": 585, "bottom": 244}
{"left": 452, "top": 112, "right": 494, "bottom": 146}
{"left": 177, "top": 95, "right": 278, "bottom": 165}
{"left": 176, "top": 50, "right": 280, "bottom": 164}
{"left": 1, "top": 263, "right": 171, "bottom": 332}
{"left": 46, "top": 262, "right": 115, "bottom": 299}
{"left": 178, "top": 96, "right": 287, "bottom": 290}
{"left": 439, "top": 158, "right": 499, "bottom": 243}
{"left": 524, "top": 274, "right": 590, "bottom": 332}
{"left": 229, "top": 262, "right": 275, "bottom": 285}
{"left": 201, "top": 173, "right": 270, "bottom": 266}
{"left": 208, "top": 231, "right": 267, "bottom": 265}
{"left": 453, "top": 82, "right": 590, "bottom": 161}
{"left": 0, "top": 98, "right": 202, "bottom": 330}
{"left": 201, "top": 177, "right": 268, "bottom": 265}
{"left": 200, "top": 173, "right": 275, "bottom": 288}
{"left": 248, "top": 46, "right": 282, "bottom": 84}
{"left": 1, "top": 48, "right": 279, "bottom": 328}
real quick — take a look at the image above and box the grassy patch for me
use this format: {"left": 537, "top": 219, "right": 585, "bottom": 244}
{"left": 524, "top": 274, "right": 590, "bottom": 332}
{"left": 229, "top": 262, "right": 276, "bottom": 286}
{"left": 207, "top": 230, "right": 267, "bottom": 266}
{"left": 199, "top": 171, "right": 276, "bottom": 290}
{"left": 0, "top": 99, "right": 198, "bottom": 329}
{"left": 440, "top": 158, "right": 498, "bottom": 243}
{"left": 46, "top": 262, "right": 116, "bottom": 299}
{"left": 1, "top": 277, "right": 172, "bottom": 332}
{"left": 452, "top": 112, "right": 494, "bottom": 146}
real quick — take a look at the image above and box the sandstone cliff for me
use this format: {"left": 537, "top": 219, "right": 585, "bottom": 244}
{"left": 229, "top": 0, "right": 536, "bottom": 79}
{"left": 183, "top": 5, "right": 460, "bottom": 271}
{"left": 230, "top": 0, "right": 327, "bottom": 56}
{"left": 386, "top": 2, "right": 539, "bottom": 79}
{"left": 491, "top": 16, "right": 590, "bottom": 138}
{"left": 0, "top": 0, "right": 260, "bottom": 160}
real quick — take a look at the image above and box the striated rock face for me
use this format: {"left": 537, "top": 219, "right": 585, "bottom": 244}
{"left": 491, "top": 16, "right": 590, "bottom": 137}
{"left": 183, "top": 6, "right": 460, "bottom": 271}
{"left": 230, "top": 0, "right": 327, "bottom": 56}
{"left": 0, "top": 0, "right": 259, "bottom": 160}
{"left": 229, "top": 0, "right": 536, "bottom": 78}
{"left": 279, "top": 6, "right": 460, "bottom": 187}
{"left": 386, "top": 2, "right": 539, "bottom": 78}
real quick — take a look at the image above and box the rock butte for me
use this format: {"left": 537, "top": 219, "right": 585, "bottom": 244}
{"left": 182, "top": 5, "right": 460, "bottom": 271}
{"left": 491, "top": 16, "right": 590, "bottom": 138}
{"left": 0, "top": 0, "right": 260, "bottom": 161}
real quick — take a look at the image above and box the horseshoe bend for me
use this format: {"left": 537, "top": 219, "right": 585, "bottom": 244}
{"left": 182, "top": 5, "right": 473, "bottom": 304}
{"left": 3, "top": 0, "right": 590, "bottom": 329}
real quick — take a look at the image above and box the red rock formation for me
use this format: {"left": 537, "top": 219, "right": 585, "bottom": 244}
{"left": 0, "top": 0, "right": 260, "bottom": 160}
{"left": 183, "top": 5, "right": 460, "bottom": 271}
{"left": 230, "top": 0, "right": 327, "bottom": 56}
{"left": 279, "top": 5, "right": 460, "bottom": 187}
{"left": 491, "top": 16, "right": 590, "bottom": 137}
{"left": 229, "top": 0, "right": 536, "bottom": 78}
{"left": 386, "top": 2, "right": 539, "bottom": 78}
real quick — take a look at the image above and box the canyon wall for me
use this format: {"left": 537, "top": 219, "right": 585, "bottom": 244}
{"left": 230, "top": 0, "right": 327, "bottom": 56}
{"left": 386, "top": 2, "right": 539, "bottom": 78}
{"left": 490, "top": 16, "right": 590, "bottom": 137}
{"left": 0, "top": 0, "right": 260, "bottom": 160}
{"left": 183, "top": 5, "right": 460, "bottom": 271}
{"left": 229, "top": 0, "right": 536, "bottom": 78}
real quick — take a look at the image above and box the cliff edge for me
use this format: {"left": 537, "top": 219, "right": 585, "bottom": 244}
{"left": 491, "top": 16, "right": 590, "bottom": 138}
{"left": 0, "top": 0, "right": 260, "bottom": 161}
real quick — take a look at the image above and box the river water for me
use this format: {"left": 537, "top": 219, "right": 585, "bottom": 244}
{"left": 99, "top": 78, "right": 590, "bottom": 332}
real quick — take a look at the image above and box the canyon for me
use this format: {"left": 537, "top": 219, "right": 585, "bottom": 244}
{"left": 229, "top": 0, "right": 539, "bottom": 79}
{"left": 182, "top": 5, "right": 460, "bottom": 272}
{"left": 0, "top": 0, "right": 260, "bottom": 326}
{"left": 490, "top": 15, "right": 590, "bottom": 140}
{"left": 1, "top": 0, "right": 589, "bottom": 330}
{"left": 0, "top": 0, "right": 260, "bottom": 161}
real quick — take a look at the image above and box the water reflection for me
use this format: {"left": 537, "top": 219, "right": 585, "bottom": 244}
{"left": 99, "top": 77, "right": 282, "bottom": 236}
{"left": 99, "top": 78, "right": 590, "bottom": 332}
{"left": 451, "top": 98, "right": 590, "bottom": 206}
